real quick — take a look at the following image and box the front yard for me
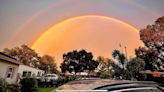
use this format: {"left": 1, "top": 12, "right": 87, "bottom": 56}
{"left": 38, "top": 87, "right": 55, "bottom": 92}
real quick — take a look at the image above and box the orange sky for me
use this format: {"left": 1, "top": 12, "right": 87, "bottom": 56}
{"left": 32, "top": 15, "right": 143, "bottom": 66}
{"left": 1, "top": 0, "right": 163, "bottom": 54}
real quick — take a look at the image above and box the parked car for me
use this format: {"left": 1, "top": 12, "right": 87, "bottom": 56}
{"left": 55, "top": 79, "right": 164, "bottom": 92}
{"left": 37, "top": 74, "right": 58, "bottom": 87}
{"left": 45, "top": 74, "right": 58, "bottom": 82}
{"left": 94, "top": 81, "right": 164, "bottom": 92}
{"left": 43, "top": 74, "right": 58, "bottom": 87}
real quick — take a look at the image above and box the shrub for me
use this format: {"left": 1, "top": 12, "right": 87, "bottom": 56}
{"left": 37, "top": 74, "right": 77, "bottom": 88}
{"left": 55, "top": 75, "right": 76, "bottom": 87}
{"left": 99, "top": 71, "right": 111, "bottom": 79}
{"left": 67, "top": 75, "right": 76, "bottom": 81}
{"left": 7, "top": 84, "right": 20, "bottom": 92}
{"left": 55, "top": 76, "right": 65, "bottom": 86}
{"left": 20, "top": 77, "right": 38, "bottom": 92}
{"left": 0, "top": 77, "right": 7, "bottom": 92}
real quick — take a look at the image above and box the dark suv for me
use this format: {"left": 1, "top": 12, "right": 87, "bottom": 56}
{"left": 56, "top": 79, "right": 164, "bottom": 92}
{"left": 94, "top": 81, "right": 164, "bottom": 92}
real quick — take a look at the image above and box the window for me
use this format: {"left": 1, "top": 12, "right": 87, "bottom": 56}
{"left": 22, "top": 71, "right": 32, "bottom": 77}
{"left": 152, "top": 89, "right": 163, "bottom": 92}
{"left": 37, "top": 72, "right": 41, "bottom": 77}
{"left": 22, "top": 71, "right": 27, "bottom": 77}
{"left": 6, "top": 67, "right": 15, "bottom": 78}
{"left": 27, "top": 72, "right": 31, "bottom": 77}
{"left": 122, "top": 89, "right": 153, "bottom": 92}
{"left": 122, "top": 88, "right": 159, "bottom": 92}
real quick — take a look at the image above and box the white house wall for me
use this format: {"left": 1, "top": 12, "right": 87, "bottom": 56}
{"left": 18, "top": 65, "right": 44, "bottom": 77}
{"left": 0, "top": 60, "right": 19, "bottom": 84}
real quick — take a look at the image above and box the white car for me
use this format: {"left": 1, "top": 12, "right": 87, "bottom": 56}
{"left": 44, "top": 74, "right": 58, "bottom": 82}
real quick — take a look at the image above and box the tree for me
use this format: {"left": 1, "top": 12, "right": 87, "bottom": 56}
{"left": 96, "top": 56, "right": 122, "bottom": 79}
{"left": 60, "top": 49, "right": 99, "bottom": 74}
{"left": 3, "top": 45, "right": 58, "bottom": 73}
{"left": 110, "top": 61, "right": 122, "bottom": 79}
{"left": 126, "top": 57, "right": 145, "bottom": 80}
{"left": 96, "top": 56, "right": 110, "bottom": 72}
{"left": 3, "top": 45, "right": 40, "bottom": 68}
{"left": 96, "top": 56, "right": 113, "bottom": 78}
{"left": 40, "top": 55, "right": 58, "bottom": 73}
{"left": 136, "top": 16, "right": 164, "bottom": 71}
{"left": 135, "top": 47, "right": 157, "bottom": 70}
{"left": 112, "top": 49, "right": 126, "bottom": 79}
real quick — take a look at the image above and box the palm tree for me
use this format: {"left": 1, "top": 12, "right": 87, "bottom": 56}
{"left": 112, "top": 49, "right": 126, "bottom": 79}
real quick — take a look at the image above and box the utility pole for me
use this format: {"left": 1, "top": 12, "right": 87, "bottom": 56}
{"left": 119, "top": 43, "right": 123, "bottom": 53}
{"left": 124, "top": 46, "right": 128, "bottom": 60}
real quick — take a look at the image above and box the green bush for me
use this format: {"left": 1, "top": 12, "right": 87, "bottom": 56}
{"left": 7, "top": 84, "right": 20, "bottom": 92}
{"left": 38, "top": 75, "right": 77, "bottom": 87}
{"left": 0, "top": 77, "right": 8, "bottom": 92}
{"left": 20, "top": 77, "right": 38, "bottom": 92}
{"left": 55, "top": 76, "right": 65, "bottom": 86}
{"left": 55, "top": 75, "right": 76, "bottom": 87}
{"left": 99, "top": 71, "right": 111, "bottom": 79}
{"left": 67, "top": 75, "right": 76, "bottom": 81}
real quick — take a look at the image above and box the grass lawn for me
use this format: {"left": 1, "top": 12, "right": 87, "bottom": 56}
{"left": 38, "top": 87, "right": 55, "bottom": 92}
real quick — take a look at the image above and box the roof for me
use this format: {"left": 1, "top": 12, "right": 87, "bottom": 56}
{"left": 94, "top": 81, "right": 159, "bottom": 90}
{"left": 56, "top": 79, "right": 131, "bottom": 90}
{"left": 56, "top": 79, "right": 163, "bottom": 91}
{"left": 19, "top": 64, "right": 44, "bottom": 72}
{"left": 0, "top": 52, "right": 21, "bottom": 65}
{"left": 140, "top": 70, "right": 164, "bottom": 77}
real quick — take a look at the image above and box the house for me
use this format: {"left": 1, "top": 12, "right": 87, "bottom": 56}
{"left": 18, "top": 64, "right": 44, "bottom": 78}
{"left": 0, "top": 52, "right": 45, "bottom": 84}
{"left": 140, "top": 70, "right": 164, "bottom": 78}
{"left": 0, "top": 52, "right": 21, "bottom": 84}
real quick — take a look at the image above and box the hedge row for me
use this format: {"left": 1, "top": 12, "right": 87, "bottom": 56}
{"left": 0, "top": 75, "right": 77, "bottom": 92}
{"left": 0, "top": 77, "right": 20, "bottom": 92}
